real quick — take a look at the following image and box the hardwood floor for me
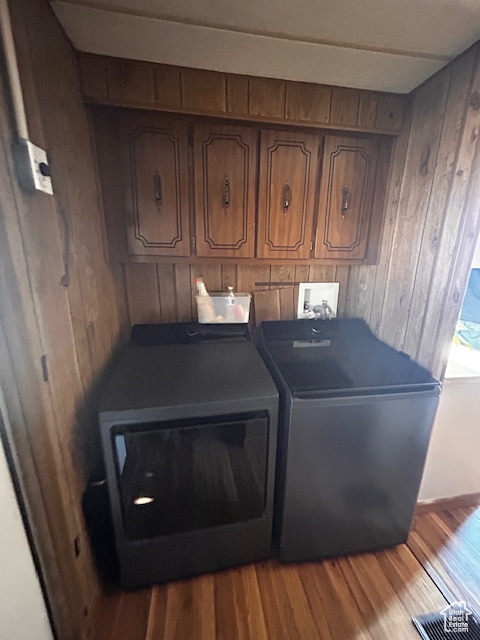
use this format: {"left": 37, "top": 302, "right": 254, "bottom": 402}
{"left": 93, "top": 507, "right": 480, "bottom": 640}
{"left": 408, "top": 507, "right": 480, "bottom": 610}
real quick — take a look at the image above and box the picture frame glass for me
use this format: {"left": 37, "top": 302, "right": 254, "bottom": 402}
{"left": 297, "top": 282, "right": 340, "bottom": 319}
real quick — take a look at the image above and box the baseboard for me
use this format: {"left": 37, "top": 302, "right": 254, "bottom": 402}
{"left": 415, "top": 492, "right": 480, "bottom": 514}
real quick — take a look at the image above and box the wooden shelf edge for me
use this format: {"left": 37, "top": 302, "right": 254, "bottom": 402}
{"left": 83, "top": 95, "right": 403, "bottom": 137}
{"left": 108, "top": 255, "right": 369, "bottom": 267}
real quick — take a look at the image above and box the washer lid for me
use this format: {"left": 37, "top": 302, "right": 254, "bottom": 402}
{"left": 261, "top": 319, "right": 439, "bottom": 397}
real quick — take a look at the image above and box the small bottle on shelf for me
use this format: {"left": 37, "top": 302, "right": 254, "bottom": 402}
{"left": 225, "top": 286, "right": 237, "bottom": 322}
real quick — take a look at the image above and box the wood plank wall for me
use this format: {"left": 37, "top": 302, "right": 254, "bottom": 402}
{"left": 117, "top": 263, "right": 350, "bottom": 326}
{"left": 78, "top": 53, "right": 406, "bottom": 135}
{"left": 1, "top": 1, "right": 126, "bottom": 638}
{"left": 95, "top": 45, "right": 480, "bottom": 380}
{"left": 349, "top": 44, "right": 480, "bottom": 379}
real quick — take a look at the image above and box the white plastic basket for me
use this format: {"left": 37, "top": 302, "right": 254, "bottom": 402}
{"left": 196, "top": 293, "right": 251, "bottom": 323}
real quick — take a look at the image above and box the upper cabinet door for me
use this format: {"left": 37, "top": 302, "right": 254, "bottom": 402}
{"left": 120, "top": 112, "right": 191, "bottom": 257}
{"left": 315, "top": 136, "right": 378, "bottom": 260}
{"left": 193, "top": 123, "right": 257, "bottom": 258}
{"left": 257, "top": 130, "right": 319, "bottom": 260}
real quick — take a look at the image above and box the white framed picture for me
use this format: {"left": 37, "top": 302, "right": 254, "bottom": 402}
{"left": 297, "top": 282, "right": 340, "bottom": 319}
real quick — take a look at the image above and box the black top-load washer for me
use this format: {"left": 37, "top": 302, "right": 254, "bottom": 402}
{"left": 258, "top": 318, "right": 441, "bottom": 563}
{"left": 98, "top": 323, "right": 278, "bottom": 587}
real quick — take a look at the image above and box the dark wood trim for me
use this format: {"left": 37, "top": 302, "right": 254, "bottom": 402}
{"left": 83, "top": 95, "right": 404, "bottom": 137}
{"left": 109, "top": 255, "right": 367, "bottom": 266}
{"left": 415, "top": 492, "right": 480, "bottom": 514}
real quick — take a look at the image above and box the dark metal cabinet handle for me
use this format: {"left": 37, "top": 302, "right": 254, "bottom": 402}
{"left": 341, "top": 183, "right": 350, "bottom": 219}
{"left": 223, "top": 175, "right": 230, "bottom": 213}
{"left": 283, "top": 182, "right": 291, "bottom": 215}
{"left": 154, "top": 171, "right": 163, "bottom": 210}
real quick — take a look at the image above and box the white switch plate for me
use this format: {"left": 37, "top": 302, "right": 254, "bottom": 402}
{"left": 14, "top": 140, "right": 53, "bottom": 195}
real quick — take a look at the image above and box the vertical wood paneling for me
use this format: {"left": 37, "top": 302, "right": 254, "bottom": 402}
{"left": 125, "top": 263, "right": 161, "bottom": 324}
{"left": 376, "top": 94, "right": 406, "bottom": 131}
{"left": 107, "top": 58, "right": 155, "bottom": 103}
{"left": 111, "top": 263, "right": 130, "bottom": 337}
{"left": 237, "top": 265, "right": 271, "bottom": 325}
{"left": 357, "top": 92, "right": 379, "bottom": 128}
{"left": 428, "top": 54, "right": 480, "bottom": 376}
{"left": 237, "top": 264, "right": 271, "bottom": 292}
{"left": 354, "top": 265, "right": 378, "bottom": 321}
{"left": 90, "top": 108, "right": 128, "bottom": 261}
{"left": 55, "top": 105, "right": 120, "bottom": 382}
{"left": 344, "top": 267, "right": 360, "bottom": 317}
{"left": 221, "top": 264, "right": 238, "bottom": 290}
{"left": 330, "top": 87, "right": 360, "bottom": 126}
{"left": 295, "top": 265, "right": 310, "bottom": 282}
{"left": 157, "top": 264, "right": 177, "bottom": 323}
{"left": 365, "top": 138, "right": 394, "bottom": 265}
{"left": 403, "top": 49, "right": 477, "bottom": 358}
{"left": 368, "top": 100, "right": 413, "bottom": 334}
{"left": 309, "top": 265, "right": 337, "bottom": 282}
{"left": 248, "top": 78, "right": 286, "bottom": 118}
{"left": 335, "top": 266, "right": 350, "bottom": 317}
{"left": 270, "top": 265, "right": 296, "bottom": 319}
{"left": 174, "top": 263, "right": 194, "bottom": 321}
{"left": 378, "top": 70, "right": 451, "bottom": 349}
{"left": 253, "top": 289, "right": 282, "bottom": 325}
{"left": 0, "top": 122, "right": 80, "bottom": 640}
{"left": 181, "top": 69, "right": 227, "bottom": 112}
{"left": 78, "top": 52, "right": 108, "bottom": 100}
{"left": 226, "top": 75, "right": 249, "bottom": 114}
{"left": 414, "top": 49, "right": 480, "bottom": 368}
{"left": 153, "top": 65, "right": 182, "bottom": 108}
{"left": 285, "top": 82, "right": 331, "bottom": 123}
{"left": 190, "top": 264, "right": 222, "bottom": 291}
{"left": 4, "top": 1, "right": 125, "bottom": 637}
{"left": 78, "top": 53, "right": 408, "bottom": 134}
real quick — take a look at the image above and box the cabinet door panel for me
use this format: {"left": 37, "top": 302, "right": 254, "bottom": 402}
{"left": 315, "top": 136, "right": 378, "bottom": 260}
{"left": 120, "top": 112, "right": 190, "bottom": 256}
{"left": 194, "top": 123, "right": 257, "bottom": 258}
{"left": 258, "top": 130, "right": 319, "bottom": 260}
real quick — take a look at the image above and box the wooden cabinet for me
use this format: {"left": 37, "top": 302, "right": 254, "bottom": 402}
{"left": 119, "top": 111, "right": 191, "bottom": 257}
{"left": 314, "top": 135, "right": 379, "bottom": 260}
{"left": 257, "top": 130, "right": 319, "bottom": 260}
{"left": 95, "top": 108, "right": 390, "bottom": 265}
{"left": 193, "top": 123, "right": 257, "bottom": 258}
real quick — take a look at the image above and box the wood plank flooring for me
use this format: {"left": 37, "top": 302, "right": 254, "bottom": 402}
{"left": 94, "top": 507, "right": 480, "bottom": 640}
{"left": 408, "top": 506, "right": 480, "bottom": 610}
